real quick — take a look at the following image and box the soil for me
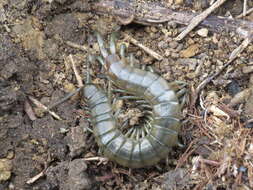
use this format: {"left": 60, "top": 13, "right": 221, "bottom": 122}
{"left": 0, "top": 0, "right": 253, "bottom": 189}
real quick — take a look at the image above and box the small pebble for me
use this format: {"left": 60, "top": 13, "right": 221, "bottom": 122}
{"left": 180, "top": 44, "right": 199, "bottom": 58}
{"left": 175, "top": 0, "right": 184, "bottom": 5}
{"left": 150, "top": 26, "right": 158, "bottom": 33}
{"left": 169, "top": 41, "right": 178, "bottom": 49}
{"left": 197, "top": 28, "right": 208, "bottom": 37}
{"left": 242, "top": 64, "right": 253, "bottom": 74}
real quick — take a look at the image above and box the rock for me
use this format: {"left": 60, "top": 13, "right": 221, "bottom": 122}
{"left": 175, "top": 0, "right": 184, "bottom": 5}
{"left": 46, "top": 161, "right": 69, "bottom": 189}
{"left": 66, "top": 125, "right": 87, "bottom": 158}
{"left": 180, "top": 44, "right": 199, "bottom": 58}
{"left": 0, "top": 158, "right": 12, "bottom": 182}
{"left": 168, "top": 41, "right": 179, "bottom": 49}
{"left": 68, "top": 159, "right": 92, "bottom": 190}
{"left": 245, "top": 88, "right": 253, "bottom": 117}
{"left": 0, "top": 81, "right": 17, "bottom": 115}
{"left": 161, "top": 168, "right": 190, "bottom": 190}
{"left": 242, "top": 63, "right": 253, "bottom": 74}
{"left": 197, "top": 28, "right": 208, "bottom": 37}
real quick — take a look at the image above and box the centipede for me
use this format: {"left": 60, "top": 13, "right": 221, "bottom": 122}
{"left": 83, "top": 33, "right": 184, "bottom": 168}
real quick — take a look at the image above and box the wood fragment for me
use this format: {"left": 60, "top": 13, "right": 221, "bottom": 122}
{"left": 92, "top": 0, "right": 253, "bottom": 39}
{"left": 123, "top": 33, "right": 163, "bottom": 61}
{"left": 229, "top": 37, "right": 252, "bottom": 61}
{"left": 24, "top": 100, "right": 37, "bottom": 121}
{"left": 175, "top": 0, "right": 228, "bottom": 41}
{"left": 28, "top": 96, "right": 62, "bottom": 120}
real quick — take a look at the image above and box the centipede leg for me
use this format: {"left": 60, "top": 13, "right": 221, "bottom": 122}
{"left": 107, "top": 79, "right": 113, "bottom": 103}
{"left": 96, "top": 56, "right": 106, "bottom": 67}
{"left": 96, "top": 32, "right": 109, "bottom": 58}
{"left": 109, "top": 33, "right": 117, "bottom": 54}
{"left": 120, "top": 43, "right": 127, "bottom": 59}
{"left": 48, "top": 87, "right": 83, "bottom": 109}
{"left": 118, "top": 95, "right": 142, "bottom": 100}
{"left": 129, "top": 53, "right": 135, "bottom": 67}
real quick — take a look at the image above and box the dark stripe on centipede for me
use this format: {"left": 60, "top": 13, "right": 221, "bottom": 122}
{"left": 153, "top": 124, "right": 178, "bottom": 136}
{"left": 84, "top": 85, "right": 99, "bottom": 100}
{"left": 154, "top": 116, "right": 180, "bottom": 122}
{"left": 92, "top": 111, "right": 113, "bottom": 124}
{"left": 151, "top": 89, "right": 177, "bottom": 103}
{"left": 98, "top": 129, "right": 121, "bottom": 148}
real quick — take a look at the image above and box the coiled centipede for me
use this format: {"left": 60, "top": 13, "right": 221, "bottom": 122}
{"left": 83, "top": 33, "right": 183, "bottom": 168}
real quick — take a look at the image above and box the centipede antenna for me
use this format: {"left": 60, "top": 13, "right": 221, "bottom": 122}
{"left": 119, "top": 43, "right": 126, "bottom": 58}
{"left": 109, "top": 32, "right": 117, "bottom": 54}
{"left": 96, "top": 32, "right": 108, "bottom": 58}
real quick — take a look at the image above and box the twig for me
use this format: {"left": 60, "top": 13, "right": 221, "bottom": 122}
{"left": 68, "top": 54, "right": 84, "bottom": 87}
{"left": 229, "top": 36, "right": 252, "bottom": 60}
{"left": 243, "top": 0, "right": 247, "bottom": 17}
{"left": 123, "top": 33, "right": 163, "bottom": 61}
{"left": 176, "top": 140, "right": 196, "bottom": 169}
{"left": 84, "top": 156, "right": 109, "bottom": 165}
{"left": 28, "top": 96, "right": 62, "bottom": 120}
{"left": 26, "top": 170, "right": 45, "bottom": 184}
{"left": 65, "top": 41, "right": 88, "bottom": 52}
{"left": 236, "top": 7, "right": 253, "bottom": 18}
{"left": 175, "top": 0, "right": 227, "bottom": 41}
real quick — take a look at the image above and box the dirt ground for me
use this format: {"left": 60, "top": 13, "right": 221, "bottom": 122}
{"left": 0, "top": 0, "right": 253, "bottom": 189}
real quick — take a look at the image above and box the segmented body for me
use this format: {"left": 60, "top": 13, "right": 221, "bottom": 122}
{"left": 83, "top": 34, "right": 181, "bottom": 168}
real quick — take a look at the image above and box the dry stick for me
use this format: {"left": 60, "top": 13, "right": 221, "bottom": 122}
{"left": 69, "top": 54, "right": 84, "bottom": 87}
{"left": 26, "top": 170, "right": 45, "bottom": 184}
{"left": 28, "top": 96, "right": 62, "bottom": 120}
{"left": 123, "top": 33, "right": 163, "bottom": 61}
{"left": 237, "top": 7, "right": 253, "bottom": 18}
{"left": 93, "top": 0, "right": 253, "bottom": 39}
{"left": 175, "top": 0, "right": 227, "bottom": 41}
{"left": 65, "top": 41, "right": 88, "bottom": 52}
{"left": 243, "top": 0, "right": 247, "bottom": 17}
